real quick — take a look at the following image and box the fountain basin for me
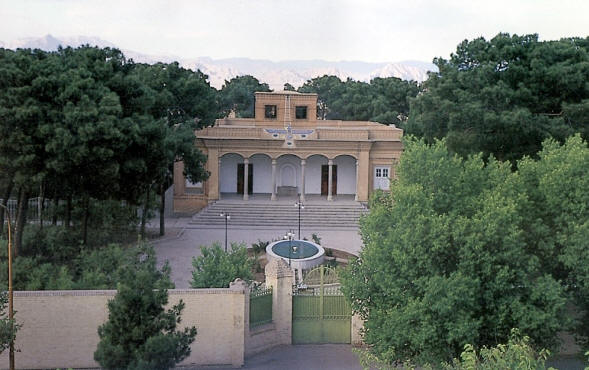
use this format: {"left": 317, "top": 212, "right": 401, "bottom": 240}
{"left": 266, "top": 239, "right": 325, "bottom": 272}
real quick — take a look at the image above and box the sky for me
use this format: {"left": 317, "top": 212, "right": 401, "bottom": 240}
{"left": 1, "top": 0, "right": 589, "bottom": 63}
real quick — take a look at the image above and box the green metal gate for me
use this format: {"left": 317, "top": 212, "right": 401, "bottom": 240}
{"left": 292, "top": 266, "right": 352, "bottom": 344}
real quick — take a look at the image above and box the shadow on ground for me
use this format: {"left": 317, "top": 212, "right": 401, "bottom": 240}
{"left": 183, "top": 344, "right": 362, "bottom": 370}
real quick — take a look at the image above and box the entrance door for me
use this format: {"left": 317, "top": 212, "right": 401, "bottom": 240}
{"left": 373, "top": 166, "right": 390, "bottom": 190}
{"left": 237, "top": 163, "right": 253, "bottom": 194}
{"left": 320, "top": 165, "right": 337, "bottom": 196}
{"left": 292, "top": 266, "right": 351, "bottom": 344}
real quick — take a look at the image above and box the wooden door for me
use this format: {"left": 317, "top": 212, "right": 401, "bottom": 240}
{"left": 321, "top": 165, "right": 337, "bottom": 196}
{"left": 237, "top": 163, "right": 253, "bottom": 194}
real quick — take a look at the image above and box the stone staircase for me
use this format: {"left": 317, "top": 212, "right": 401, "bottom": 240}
{"left": 189, "top": 200, "right": 367, "bottom": 229}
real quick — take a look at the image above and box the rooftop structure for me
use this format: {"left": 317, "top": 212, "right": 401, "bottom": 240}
{"left": 173, "top": 91, "right": 402, "bottom": 213}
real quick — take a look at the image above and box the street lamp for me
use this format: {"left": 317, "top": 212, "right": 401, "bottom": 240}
{"left": 294, "top": 199, "right": 304, "bottom": 239}
{"left": 284, "top": 231, "right": 295, "bottom": 267}
{"left": 220, "top": 212, "right": 230, "bottom": 252}
{"left": 0, "top": 204, "right": 14, "bottom": 370}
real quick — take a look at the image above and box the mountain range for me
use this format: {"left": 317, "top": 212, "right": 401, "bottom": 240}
{"left": 0, "top": 34, "right": 437, "bottom": 89}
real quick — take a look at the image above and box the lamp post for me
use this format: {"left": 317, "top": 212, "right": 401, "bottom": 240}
{"left": 284, "top": 231, "right": 295, "bottom": 267}
{"left": 220, "top": 212, "right": 230, "bottom": 252}
{"left": 294, "top": 199, "right": 304, "bottom": 240}
{"left": 0, "top": 204, "right": 14, "bottom": 370}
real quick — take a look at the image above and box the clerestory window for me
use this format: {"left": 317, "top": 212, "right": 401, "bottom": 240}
{"left": 295, "top": 106, "right": 307, "bottom": 119}
{"left": 265, "top": 105, "right": 277, "bottom": 119}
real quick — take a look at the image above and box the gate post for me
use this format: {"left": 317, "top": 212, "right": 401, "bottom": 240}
{"left": 264, "top": 259, "right": 294, "bottom": 345}
{"left": 229, "top": 279, "right": 247, "bottom": 367}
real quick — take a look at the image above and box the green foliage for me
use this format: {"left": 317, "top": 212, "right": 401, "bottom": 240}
{"left": 0, "top": 46, "right": 213, "bottom": 246}
{"left": 21, "top": 225, "right": 81, "bottom": 263}
{"left": 443, "top": 330, "right": 552, "bottom": 370}
{"left": 518, "top": 135, "right": 589, "bottom": 350}
{"left": 298, "top": 75, "right": 419, "bottom": 124}
{"left": 191, "top": 242, "right": 254, "bottom": 288}
{"left": 0, "top": 291, "right": 18, "bottom": 355}
{"left": 341, "top": 137, "right": 585, "bottom": 365}
{"left": 94, "top": 244, "right": 196, "bottom": 370}
{"left": 73, "top": 244, "right": 131, "bottom": 289}
{"left": 406, "top": 33, "right": 589, "bottom": 162}
{"left": 311, "top": 233, "right": 321, "bottom": 245}
{"left": 0, "top": 238, "right": 147, "bottom": 291}
{"left": 219, "top": 75, "right": 271, "bottom": 118}
{"left": 283, "top": 82, "right": 296, "bottom": 91}
{"left": 251, "top": 239, "right": 269, "bottom": 256}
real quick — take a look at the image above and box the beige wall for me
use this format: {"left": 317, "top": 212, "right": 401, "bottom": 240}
{"left": 0, "top": 262, "right": 363, "bottom": 369}
{"left": 254, "top": 92, "right": 318, "bottom": 124}
{"left": 173, "top": 91, "right": 402, "bottom": 211}
{"left": 0, "top": 287, "right": 248, "bottom": 369}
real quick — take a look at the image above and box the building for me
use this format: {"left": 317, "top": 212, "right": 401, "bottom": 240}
{"left": 173, "top": 91, "right": 402, "bottom": 213}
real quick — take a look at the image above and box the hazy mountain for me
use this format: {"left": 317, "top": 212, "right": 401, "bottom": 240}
{"left": 1, "top": 34, "right": 116, "bottom": 51}
{"left": 1, "top": 34, "right": 437, "bottom": 89}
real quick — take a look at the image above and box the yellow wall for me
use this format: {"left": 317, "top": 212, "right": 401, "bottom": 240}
{"left": 0, "top": 288, "right": 247, "bottom": 369}
{"left": 0, "top": 263, "right": 364, "bottom": 369}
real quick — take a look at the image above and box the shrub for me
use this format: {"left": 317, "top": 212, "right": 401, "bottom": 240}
{"left": 191, "top": 242, "right": 254, "bottom": 288}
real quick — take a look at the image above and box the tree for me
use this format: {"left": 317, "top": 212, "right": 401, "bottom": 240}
{"left": 0, "top": 291, "right": 18, "bottom": 355}
{"left": 341, "top": 137, "right": 568, "bottom": 365}
{"left": 94, "top": 245, "right": 196, "bottom": 370}
{"left": 283, "top": 82, "right": 296, "bottom": 91}
{"left": 298, "top": 75, "right": 419, "bottom": 124}
{"left": 517, "top": 135, "right": 589, "bottom": 351}
{"left": 219, "top": 75, "right": 271, "bottom": 118}
{"left": 355, "top": 329, "right": 553, "bottom": 370}
{"left": 406, "top": 33, "right": 589, "bottom": 162}
{"left": 130, "top": 62, "right": 215, "bottom": 236}
{"left": 191, "top": 242, "right": 254, "bottom": 288}
{"left": 298, "top": 75, "right": 344, "bottom": 119}
{"left": 0, "top": 48, "right": 55, "bottom": 251}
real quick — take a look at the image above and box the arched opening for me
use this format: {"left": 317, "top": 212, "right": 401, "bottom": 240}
{"left": 276, "top": 154, "right": 302, "bottom": 197}
{"left": 280, "top": 163, "right": 296, "bottom": 187}
{"left": 249, "top": 153, "right": 272, "bottom": 194}
{"left": 219, "top": 153, "right": 244, "bottom": 195}
{"left": 334, "top": 155, "right": 357, "bottom": 199}
{"left": 304, "top": 154, "right": 329, "bottom": 195}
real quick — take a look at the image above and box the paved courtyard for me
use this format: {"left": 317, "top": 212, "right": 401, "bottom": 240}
{"left": 150, "top": 217, "right": 363, "bottom": 288}
{"left": 183, "top": 344, "right": 363, "bottom": 370}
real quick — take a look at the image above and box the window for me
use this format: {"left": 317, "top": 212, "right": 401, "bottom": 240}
{"left": 374, "top": 166, "right": 391, "bottom": 190}
{"left": 295, "top": 106, "right": 307, "bottom": 119}
{"left": 265, "top": 105, "right": 277, "bottom": 119}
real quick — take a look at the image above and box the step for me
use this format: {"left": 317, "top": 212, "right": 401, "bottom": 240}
{"left": 189, "top": 200, "right": 367, "bottom": 228}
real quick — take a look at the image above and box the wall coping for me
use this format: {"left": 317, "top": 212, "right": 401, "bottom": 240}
{"left": 12, "top": 288, "right": 243, "bottom": 297}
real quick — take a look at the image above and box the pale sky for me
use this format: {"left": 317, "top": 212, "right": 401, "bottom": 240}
{"left": 1, "top": 0, "right": 588, "bottom": 63}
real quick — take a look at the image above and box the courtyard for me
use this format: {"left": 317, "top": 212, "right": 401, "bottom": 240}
{"left": 151, "top": 214, "right": 363, "bottom": 288}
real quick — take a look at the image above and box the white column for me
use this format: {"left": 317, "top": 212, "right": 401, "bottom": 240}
{"left": 271, "top": 159, "right": 277, "bottom": 201}
{"left": 218, "top": 157, "right": 222, "bottom": 200}
{"left": 354, "top": 159, "right": 359, "bottom": 201}
{"left": 327, "top": 159, "right": 333, "bottom": 201}
{"left": 300, "top": 159, "right": 306, "bottom": 202}
{"left": 243, "top": 157, "right": 249, "bottom": 201}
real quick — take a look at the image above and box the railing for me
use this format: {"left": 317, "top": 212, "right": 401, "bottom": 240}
{"left": 198, "top": 126, "right": 265, "bottom": 139}
{"left": 0, "top": 197, "right": 50, "bottom": 221}
{"left": 368, "top": 129, "right": 403, "bottom": 140}
{"left": 316, "top": 129, "right": 369, "bottom": 140}
{"left": 249, "top": 285, "right": 272, "bottom": 328}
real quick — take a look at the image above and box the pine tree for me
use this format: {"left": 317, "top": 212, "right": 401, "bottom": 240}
{"left": 94, "top": 245, "right": 196, "bottom": 370}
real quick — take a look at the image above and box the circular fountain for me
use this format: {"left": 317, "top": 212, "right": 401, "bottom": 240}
{"left": 265, "top": 239, "right": 325, "bottom": 272}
